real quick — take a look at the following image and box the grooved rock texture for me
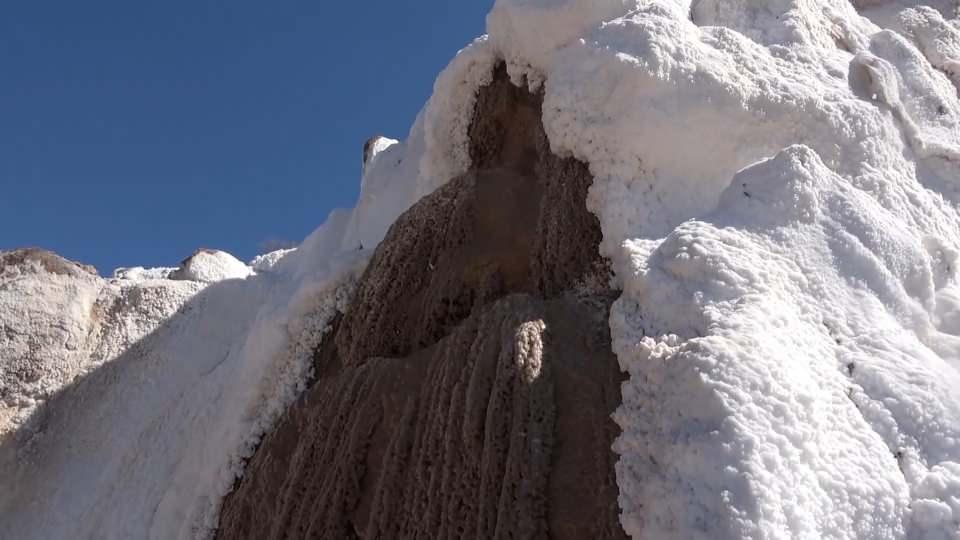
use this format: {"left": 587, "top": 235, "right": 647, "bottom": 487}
{"left": 335, "top": 65, "right": 607, "bottom": 367}
{"left": 217, "top": 65, "right": 627, "bottom": 540}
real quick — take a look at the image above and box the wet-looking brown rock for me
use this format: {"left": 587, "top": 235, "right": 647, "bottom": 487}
{"left": 216, "top": 64, "right": 628, "bottom": 540}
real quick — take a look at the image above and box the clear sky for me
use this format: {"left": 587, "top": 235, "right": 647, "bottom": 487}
{"left": 1, "top": 1, "right": 491, "bottom": 274}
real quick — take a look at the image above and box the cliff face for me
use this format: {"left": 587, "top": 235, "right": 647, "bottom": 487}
{"left": 217, "top": 66, "right": 627, "bottom": 539}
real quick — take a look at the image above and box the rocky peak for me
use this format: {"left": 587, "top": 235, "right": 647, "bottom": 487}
{"left": 0, "top": 248, "right": 98, "bottom": 279}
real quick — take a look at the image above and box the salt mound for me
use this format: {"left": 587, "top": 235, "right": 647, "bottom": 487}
{"left": 170, "top": 249, "right": 252, "bottom": 283}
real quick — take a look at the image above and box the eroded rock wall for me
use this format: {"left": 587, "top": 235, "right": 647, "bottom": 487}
{"left": 217, "top": 65, "right": 626, "bottom": 540}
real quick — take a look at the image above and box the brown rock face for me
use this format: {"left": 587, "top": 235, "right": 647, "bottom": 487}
{"left": 334, "top": 65, "right": 607, "bottom": 367}
{"left": 217, "top": 65, "right": 627, "bottom": 540}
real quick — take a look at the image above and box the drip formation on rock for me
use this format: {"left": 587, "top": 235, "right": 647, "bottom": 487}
{"left": 216, "top": 65, "right": 627, "bottom": 539}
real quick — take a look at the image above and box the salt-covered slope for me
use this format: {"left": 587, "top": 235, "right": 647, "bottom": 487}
{"left": 0, "top": 248, "right": 203, "bottom": 437}
{"left": 0, "top": 242, "right": 362, "bottom": 538}
{"left": 0, "top": 34, "right": 477, "bottom": 536}
{"left": 0, "top": 86, "right": 456, "bottom": 534}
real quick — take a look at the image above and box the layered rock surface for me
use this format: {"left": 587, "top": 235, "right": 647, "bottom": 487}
{"left": 217, "top": 66, "right": 627, "bottom": 539}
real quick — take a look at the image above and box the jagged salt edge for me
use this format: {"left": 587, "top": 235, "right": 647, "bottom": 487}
{"left": 898, "top": 6, "right": 960, "bottom": 93}
{"left": 192, "top": 265, "right": 364, "bottom": 538}
{"left": 417, "top": 36, "right": 497, "bottom": 198}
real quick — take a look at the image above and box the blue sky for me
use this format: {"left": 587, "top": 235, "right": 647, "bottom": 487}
{"left": 1, "top": 1, "right": 490, "bottom": 274}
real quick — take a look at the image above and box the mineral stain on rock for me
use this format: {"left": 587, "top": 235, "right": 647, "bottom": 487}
{"left": 216, "top": 65, "right": 627, "bottom": 540}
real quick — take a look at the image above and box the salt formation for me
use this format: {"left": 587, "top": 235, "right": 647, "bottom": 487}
{"left": 3, "top": 0, "right": 960, "bottom": 538}
{"left": 0, "top": 248, "right": 202, "bottom": 437}
{"left": 481, "top": 1, "right": 960, "bottom": 538}
{"left": 223, "top": 0, "right": 960, "bottom": 535}
{"left": 427, "top": 0, "right": 960, "bottom": 537}
{"left": 248, "top": 248, "right": 296, "bottom": 272}
{"left": 0, "top": 242, "right": 360, "bottom": 538}
{"left": 168, "top": 249, "right": 254, "bottom": 283}
{"left": 0, "top": 238, "right": 366, "bottom": 539}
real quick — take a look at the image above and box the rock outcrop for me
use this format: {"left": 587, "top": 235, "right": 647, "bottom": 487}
{"left": 0, "top": 248, "right": 97, "bottom": 278}
{"left": 0, "top": 248, "right": 202, "bottom": 437}
{"left": 216, "top": 65, "right": 627, "bottom": 539}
